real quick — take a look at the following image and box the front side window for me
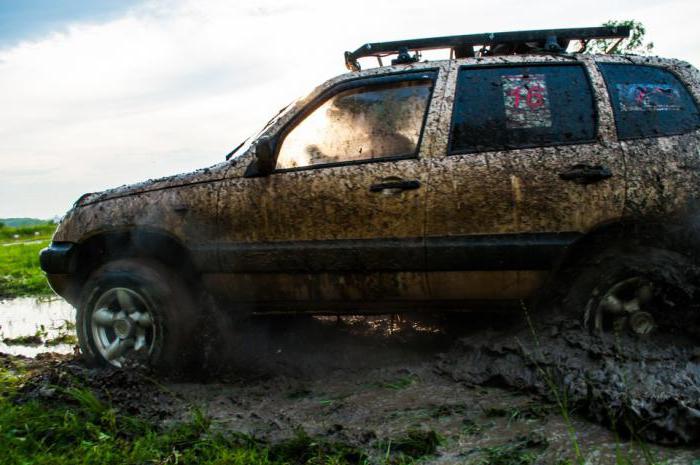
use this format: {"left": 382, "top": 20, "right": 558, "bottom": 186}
{"left": 598, "top": 63, "right": 700, "bottom": 140}
{"left": 449, "top": 64, "right": 596, "bottom": 154}
{"left": 276, "top": 79, "right": 433, "bottom": 169}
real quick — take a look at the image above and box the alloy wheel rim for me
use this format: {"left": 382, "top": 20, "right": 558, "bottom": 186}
{"left": 585, "top": 277, "right": 656, "bottom": 336}
{"left": 90, "top": 287, "right": 156, "bottom": 367}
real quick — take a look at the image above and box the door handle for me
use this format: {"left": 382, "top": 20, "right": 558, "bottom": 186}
{"left": 369, "top": 179, "right": 421, "bottom": 193}
{"left": 559, "top": 164, "right": 613, "bottom": 185}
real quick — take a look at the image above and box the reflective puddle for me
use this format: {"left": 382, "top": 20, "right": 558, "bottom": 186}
{"left": 0, "top": 297, "right": 76, "bottom": 357}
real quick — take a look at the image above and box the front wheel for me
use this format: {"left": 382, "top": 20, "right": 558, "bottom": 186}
{"left": 76, "top": 258, "right": 201, "bottom": 373}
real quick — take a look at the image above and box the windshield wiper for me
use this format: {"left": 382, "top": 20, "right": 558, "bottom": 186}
{"left": 224, "top": 100, "right": 297, "bottom": 161}
{"left": 225, "top": 138, "right": 248, "bottom": 161}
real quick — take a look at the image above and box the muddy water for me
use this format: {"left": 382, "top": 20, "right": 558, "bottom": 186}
{"left": 0, "top": 298, "right": 76, "bottom": 356}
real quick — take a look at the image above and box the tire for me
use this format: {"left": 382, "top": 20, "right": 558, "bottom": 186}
{"left": 560, "top": 246, "right": 698, "bottom": 337}
{"left": 76, "top": 258, "right": 201, "bottom": 373}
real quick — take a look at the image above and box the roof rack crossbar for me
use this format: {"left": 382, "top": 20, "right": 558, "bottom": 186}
{"left": 344, "top": 26, "right": 631, "bottom": 71}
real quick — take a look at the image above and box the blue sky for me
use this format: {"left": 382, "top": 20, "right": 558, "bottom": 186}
{"left": 1, "top": 0, "right": 699, "bottom": 218}
{"left": 0, "top": 0, "right": 141, "bottom": 48}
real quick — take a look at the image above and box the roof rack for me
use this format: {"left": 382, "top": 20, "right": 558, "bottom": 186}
{"left": 344, "top": 26, "right": 631, "bottom": 71}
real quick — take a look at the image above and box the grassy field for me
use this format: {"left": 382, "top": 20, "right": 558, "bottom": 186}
{"left": 0, "top": 223, "right": 56, "bottom": 299}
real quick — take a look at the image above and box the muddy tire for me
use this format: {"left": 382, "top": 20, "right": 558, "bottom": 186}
{"left": 561, "top": 247, "right": 699, "bottom": 337}
{"left": 77, "top": 258, "right": 201, "bottom": 374}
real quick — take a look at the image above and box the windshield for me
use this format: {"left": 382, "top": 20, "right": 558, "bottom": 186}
{"left": 225, "top": 99, "right": 299, "bottom": 161}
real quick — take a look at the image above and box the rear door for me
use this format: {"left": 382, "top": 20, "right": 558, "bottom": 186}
{"left": 215, "top": 66, "right": 448, "bottom": 310}
{"left": 424, "top": 57, "right": 626, "bottom": 302}
{"left": 596, "top": 60, "right": 700, "bottom": 219}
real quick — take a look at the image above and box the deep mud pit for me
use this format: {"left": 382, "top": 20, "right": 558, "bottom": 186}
{"left": 6, "top": 305, "right": 700, "bottom": 464}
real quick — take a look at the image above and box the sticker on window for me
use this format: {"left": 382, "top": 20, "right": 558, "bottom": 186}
{"left": 616, "top": 84, "right": 682, "bottom": 111}
{"left": 502, "top": 74, "right": 552, "bottom": 128}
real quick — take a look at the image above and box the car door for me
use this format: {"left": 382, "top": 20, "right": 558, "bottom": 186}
{"left": 214, "top": 67, "right": 447, "bottom": 310}
{"left": 424, "top": 57, "right": 626, "bottom": 302}
{"left": 596, "top": 59, "right": 700, "bottom": 220}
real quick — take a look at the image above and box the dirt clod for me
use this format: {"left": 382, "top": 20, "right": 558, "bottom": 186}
{"left": 18, "top": 356, "right": 177, "bottom": 421}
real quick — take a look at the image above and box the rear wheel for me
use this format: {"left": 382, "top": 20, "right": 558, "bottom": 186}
{"left": 561, "top": 247, "right": 698, "bottom": 337}
{"left": 77, "top": 259, "right": 201, "bottom": 373}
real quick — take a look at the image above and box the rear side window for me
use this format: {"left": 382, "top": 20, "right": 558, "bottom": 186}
{"left": 598, "top": 63, "right": 700, "bottom": 140}
{"left": 449, "top": 65, "right": 596, "bottom": 154}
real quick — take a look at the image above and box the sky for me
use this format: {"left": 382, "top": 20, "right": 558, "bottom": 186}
{"left": 1, "top": 0, "right": 699, "bottom": 219}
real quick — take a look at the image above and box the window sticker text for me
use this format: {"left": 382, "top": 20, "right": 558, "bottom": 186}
{"left": 502, "top": 74, "right": 552, "bottom": 128}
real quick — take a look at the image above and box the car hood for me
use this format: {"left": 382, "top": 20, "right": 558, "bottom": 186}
{"left": 74, "top": 161, "right": 232, "bottom": 207}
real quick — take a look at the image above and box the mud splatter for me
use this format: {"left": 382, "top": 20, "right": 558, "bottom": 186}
{"left": 436, "top": 313, "right": 700, "bottom": 445}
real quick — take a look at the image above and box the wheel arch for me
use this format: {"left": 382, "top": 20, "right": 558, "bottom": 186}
{"left": 63, "top": 227, "right": 200, "bottom": 304}
{"left": 555, "top": 216, "right": 700, "bottom": 274}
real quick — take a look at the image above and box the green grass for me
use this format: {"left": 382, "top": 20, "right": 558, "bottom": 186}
{"left": 382, "top": 430, "right": 441, "bottom": 458}
{"left": 2, "top": 333, "right": 44, "bottom": 346}
{"left": 468, "top": 442, "right": 540, "bottom": 465}
{"left": 376, "top": 374, "right": 418, "bottom": 391}
{"left": 44, "top": 332, "right": 78, "bottom": 346}
{"left": 0, "top": 222, "right": 55, "bottom": 242}
{"left": 0, "top": 364, "right": 383, "bottom": 465}
{"left": 2, "top": 324, "right": 76, "bottom": 347}
{"left": 0, "top": 223, "right": 56, "bottom": 298}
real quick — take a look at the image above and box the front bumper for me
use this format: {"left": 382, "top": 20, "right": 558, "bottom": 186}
{"left": 39, "top": 242, "right": 77, "bottom": 274}
{"left": 40, "top": 242, "right": 80, "bottom": 304}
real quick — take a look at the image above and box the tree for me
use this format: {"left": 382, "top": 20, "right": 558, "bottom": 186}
{"left": 582, "top": 20, "right": 654, "bottom": 55}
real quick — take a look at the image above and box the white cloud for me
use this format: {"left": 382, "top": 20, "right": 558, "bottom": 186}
{"left": 1, "top": 0, "right": 698, "bottom": 217}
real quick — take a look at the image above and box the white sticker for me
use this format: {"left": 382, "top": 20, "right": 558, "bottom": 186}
{"left": 502, "top": 74, "right": 552, "bottom": 129}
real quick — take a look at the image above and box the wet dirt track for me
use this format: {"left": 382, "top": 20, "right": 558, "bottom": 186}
{"left": 11, "top": 309, "right": 700, "bottom": 464}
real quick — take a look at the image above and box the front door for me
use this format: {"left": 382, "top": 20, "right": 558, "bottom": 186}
{"left": 215, "top": 67, "right": 447, "bottom": 310}
{"left": 424, "top": 57, "right": 626, "bottom": 302}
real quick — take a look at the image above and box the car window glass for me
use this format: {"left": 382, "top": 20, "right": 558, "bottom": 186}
{"left": 276, "top": 80, "right": 432, "bottom": 169}
{"left": 598, "top": 63, "right": 700, "bottom": 140}
{"left": 449, "top": 64, "right": 596, "bottom": 153}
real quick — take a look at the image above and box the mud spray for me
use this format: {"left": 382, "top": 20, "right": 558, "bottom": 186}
{"left": 196, "top": 292, "right": 700, "bottom": 447}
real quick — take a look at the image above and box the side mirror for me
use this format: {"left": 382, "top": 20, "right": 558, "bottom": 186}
{"left": 244, "top": 136, "right": 275, "bottom": 178}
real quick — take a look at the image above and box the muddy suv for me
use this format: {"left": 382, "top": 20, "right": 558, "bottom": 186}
{"left": 40, "top": 27, "right": 700, "bottom": 370}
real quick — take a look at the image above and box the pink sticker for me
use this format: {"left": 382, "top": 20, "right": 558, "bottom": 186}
{"left": 502, "top": 74, "right": 552, "bottom": 128}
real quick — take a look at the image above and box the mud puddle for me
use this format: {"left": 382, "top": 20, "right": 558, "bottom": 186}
{"left": 0, "top": 297, "right": 76, "bottom": 356}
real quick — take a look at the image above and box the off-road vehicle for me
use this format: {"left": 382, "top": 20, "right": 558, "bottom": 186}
{"left": 40, "top": 26, "right": 700, "bottom": 369}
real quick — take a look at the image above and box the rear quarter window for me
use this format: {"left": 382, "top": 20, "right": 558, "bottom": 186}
{"left": 449, "top": 64, "right": 597, "bottom": 154}
{"left": 598, "top": 63, "right": 700, "bottom": 140}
